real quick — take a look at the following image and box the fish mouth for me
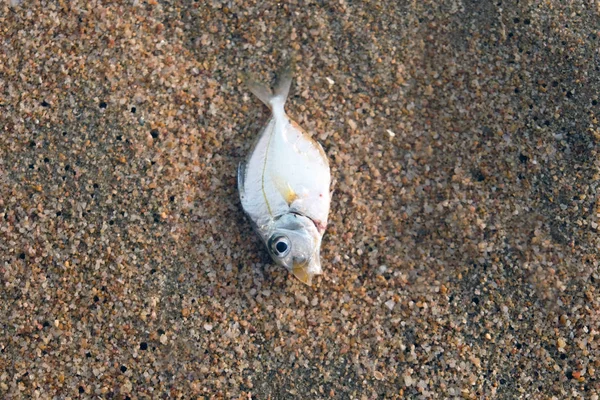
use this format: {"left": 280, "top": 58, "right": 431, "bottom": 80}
{"left": 292, "top": 261, "right": 313, "bottom": 286}
{"left": 291, "top": 252, "right": 322, "bottom": 286}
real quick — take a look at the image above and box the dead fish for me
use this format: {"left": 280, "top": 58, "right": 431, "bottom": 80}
{"left": 238, "top": 65, "right": 331, "bottom": 285}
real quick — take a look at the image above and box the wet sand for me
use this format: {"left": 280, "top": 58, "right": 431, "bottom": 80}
{"left": 0, "top": 0, "right": 599, "bottom": 398}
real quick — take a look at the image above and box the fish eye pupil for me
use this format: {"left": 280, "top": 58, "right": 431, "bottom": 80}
{"left": 276, "top": 241, "right": 288, "bottom": 254}
{"left": 269, "top": 236, "right": 290, "bottom": 257}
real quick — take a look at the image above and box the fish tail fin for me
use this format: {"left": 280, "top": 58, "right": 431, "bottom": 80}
{"left": 272, "top": 61, "right": 293, "bottom": 107}
{"left": 245, "top": 60, "right": 294, "bottom": 119}
{"left": 246, "top": 78, "right": 273, "bottom": 109}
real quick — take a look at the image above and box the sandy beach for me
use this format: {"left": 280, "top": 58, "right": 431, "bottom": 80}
{"left": 1, "top": 0, "right": 599, "bottom": 398}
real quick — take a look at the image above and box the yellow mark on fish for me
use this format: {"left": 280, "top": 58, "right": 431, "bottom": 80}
{"left": 273, "top": 176, "right": 298, "bottom": 205}
{"left": 283, "top": 184, "right": 298, "bottom": 205}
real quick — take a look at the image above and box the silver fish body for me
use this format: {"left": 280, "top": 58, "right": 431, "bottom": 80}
{"left": 238, "top": 67, "right": 331, "bottom": 285}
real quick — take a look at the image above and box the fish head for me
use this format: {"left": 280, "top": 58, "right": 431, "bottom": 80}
{"left": 265, "top": 213, "right": 322, "bottom": 285}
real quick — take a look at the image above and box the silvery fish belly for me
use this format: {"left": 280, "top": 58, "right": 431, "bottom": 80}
{"left": 238, "top": 66, "right": 331, "bottom": 286}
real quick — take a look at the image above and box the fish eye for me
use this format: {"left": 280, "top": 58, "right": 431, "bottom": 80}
{"left": 269, "top": 235, "right": 291, "bottom": 257}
